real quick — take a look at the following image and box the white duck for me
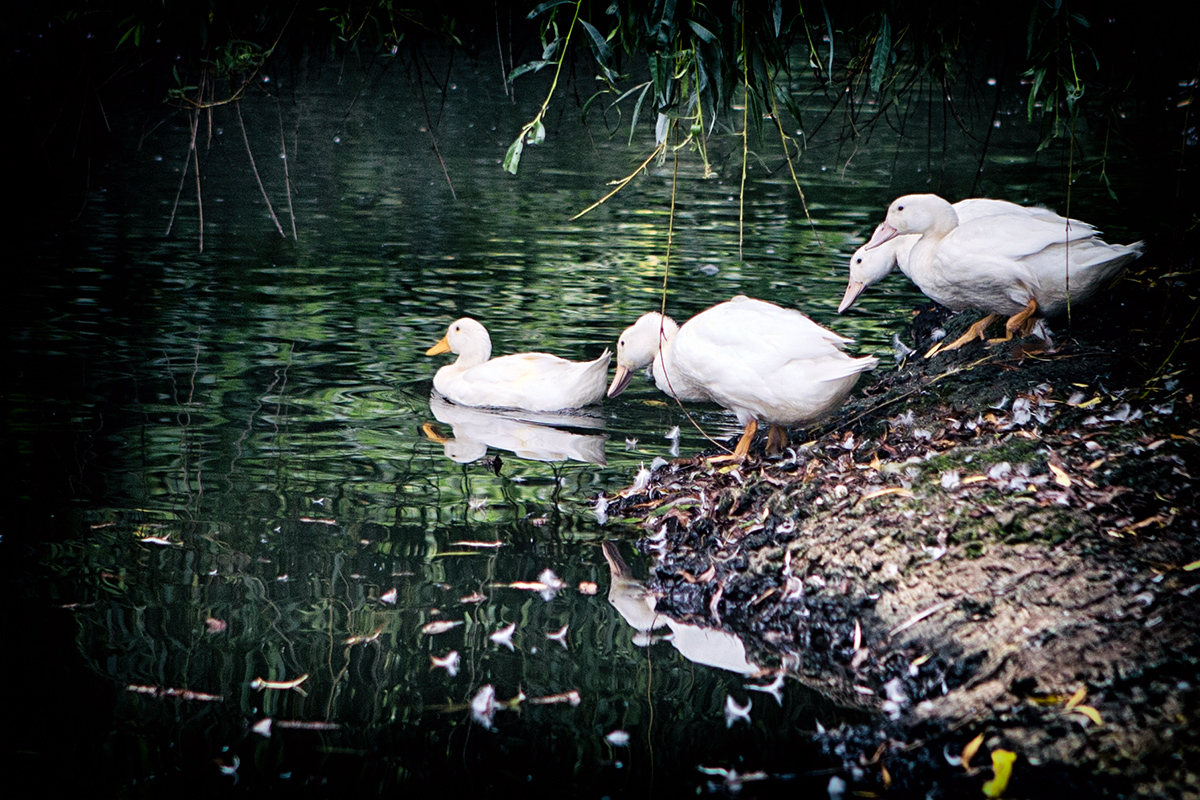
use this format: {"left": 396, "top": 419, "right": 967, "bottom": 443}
{"left": 860, "top": 193, "right": 1143, "bottom": 350}
{"left": 838, "top": 198, "right": 1092, "bottom": 313}
{"left": 425, "top": 318, "right": 611, "bottom": 412}
{"left": 608, "top": 296, "right": 878, "bottom": 459}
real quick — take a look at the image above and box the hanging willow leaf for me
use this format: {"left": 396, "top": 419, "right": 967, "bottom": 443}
{"left": 526, "top": 0, "right": 575, "bottom": 21}
{"left": 869, "top": 13, "right": 892, "bottom": 94}
{"left": 629, "top": 81, "right": 651, "bottom": 144}
{"left": 687, "top": 19, "right": 718, "bottom": 44}
{"left": 580, "top": 20, "right": 618, "bottom": 83}
{"left": 503, "top": 136, "right": 524, "bottom": 175}
{"left": 1026, "top": 66, "right": 1046, "bottom": 121}
{"left": 527, "top": 119, "right": 546, "bottom": 145}
{"left": 579, "top": 19, "right": 612, "bottom": 61}
{"left": 656, "top": 0, "right": 678, "bottom": 47}
{"left": 508, "top": 60, "right": 550, "bottom": 81}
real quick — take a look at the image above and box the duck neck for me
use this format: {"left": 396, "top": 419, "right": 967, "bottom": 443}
{"left": 910, "top": 202, "right": 958, "bottom": 270}
{"left": 651, "top": 318, "right": 685, "bottom": 394}
{"left": 455, "top": 336, "right": 491, "bottom": 368}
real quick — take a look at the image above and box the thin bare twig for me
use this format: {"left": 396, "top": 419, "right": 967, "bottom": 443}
{"left": 768, "top": 93, "right": 823, "bottom": 252}
{"left": 193, "top": 111, "right": 204, "bottom": 251}
{"left": 495, "top": 0, "right": 511, "bottom": 97}
{"left": 569, "top": 141, "right": 666, "bottom": 220}
{"left": 738, "top": 13, "right": 749, "bottom": 260}
{"left": 889, "top": 597, "right": 959, "bottom": 637}
{"left": 237, "top": 101, "right": 286, "bottom": 237}
{"left": 277, "top": 101, "right": 298, "bottom": 240}
{"left": 166, "top": 105, "right": 200, "bottom": 238}
{"left": 412, "top": 46, "right": 457, "bottom": 198}
{"left": 656, "top": 126, "right": 732, "bottom": 455}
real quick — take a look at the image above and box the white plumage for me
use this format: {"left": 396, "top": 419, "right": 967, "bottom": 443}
{"left": 857, "top": 194, "right": 1143, "bottom": 348}
{"left": 426, "top": 317, "right": 610, "bottom": 411}
{"left": 608, "top": 296, "right": 878, "bottom": 459}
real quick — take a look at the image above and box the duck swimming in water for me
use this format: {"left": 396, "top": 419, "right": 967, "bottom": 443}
{"left": 426, "top": 318, "right": 610, "bottom": 411}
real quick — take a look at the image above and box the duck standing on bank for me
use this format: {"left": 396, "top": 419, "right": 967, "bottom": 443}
{"left": 425, "top": 318, "right": 611, "bottom": 412}
{"left": 608, "top": 296, "right": 878, "bottom": 460}
{"left": 858, "top": 193, "right": 1143, "bottom": 351}
{"left": 838, "top": 198, "right": 1092, "bottom": 314}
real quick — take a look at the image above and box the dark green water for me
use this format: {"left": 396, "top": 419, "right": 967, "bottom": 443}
{"left": 7, "top": 45, "right": 1158, "bottom": 797}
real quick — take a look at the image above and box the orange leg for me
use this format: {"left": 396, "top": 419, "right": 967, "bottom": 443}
{"left": 934, "top": 313, "right": 999, "bottom": 355}
{"left": 765, "top": 424, "right": 789, "bottom": 455}
{"left": 993, "top": 298, "right": 1039, "bottom": 342}
{"left": 708, "top": 419, "right": 757, "bottom": 463}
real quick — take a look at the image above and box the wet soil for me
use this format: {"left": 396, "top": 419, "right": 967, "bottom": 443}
{"left": 608, "top": 262, "right": 1200, "bottom": 798}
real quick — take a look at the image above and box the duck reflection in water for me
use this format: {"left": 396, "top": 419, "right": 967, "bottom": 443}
{"left": 423, "top": 392, "right": 608, "bottom": 465}
{"left": 601, "top": 542, "right": 765, "bottom": 677}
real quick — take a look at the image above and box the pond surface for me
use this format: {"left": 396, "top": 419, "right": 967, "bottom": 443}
{"left": 9, "top": 46, "right": 1154, "bottom": 796}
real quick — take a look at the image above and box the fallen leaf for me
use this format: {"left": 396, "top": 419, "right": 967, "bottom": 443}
{"left": 1048, "top": 462, "right": 1072, "bottom": 488}
{"left": 1070, "top": 705, "right": 1103, "bottom": 726}
{"left": 1064, "top": 686, "right": 1087, "bottom": 710}
{"left": 982, "top": 750, "right": 1017, "bottom": 798}
{"left": 420, "top": 620, "right": 463, "bottom": 635}
{"left": 681, "top": 565, "right": 716, "bottom": 583}
{"left": 1184, "top": 560, "right": 1200, "bottom": 572}
{"left": 858, "top": 487, "right": 914, "bottom": 504}
{"left": 961, "top": 733, "right": 984, "bottom": 771}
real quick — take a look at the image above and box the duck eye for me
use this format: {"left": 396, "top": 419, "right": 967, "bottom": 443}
{"left": 855, "top": 257, "right": 863, "bottom": 264}
{"left": 897, "top": 204, "right": 905, "bottom": 211}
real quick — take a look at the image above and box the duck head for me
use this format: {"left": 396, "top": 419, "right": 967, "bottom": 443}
{"left": 863, "top": 194, "right": 961, "bottom": 252}
{"left": 607, "top": 312, "right": 679, "bottom": 398}
{"left": 426, "top": 317, "right": 493, "bottom": 365}
{"left": 839, "top": 226, "right": 909, "bottom": 313}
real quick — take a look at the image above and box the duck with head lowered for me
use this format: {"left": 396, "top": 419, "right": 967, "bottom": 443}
{"left": 425, "top": 317, "right": 611, "bottom": 412}
{"left": 838, "top": 197, "right": 1093, "bottom": 314}
{"left": 858, "top": 193, "right": 1143, "bottom": 350}
{"left": 608, "top": 296, "right": 878, "bottom": 460}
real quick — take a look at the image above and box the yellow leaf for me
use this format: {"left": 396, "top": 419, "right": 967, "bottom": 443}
{"left": 961, "top": 733, "right": 984, "bottom": 770}
{"left": 1070, "top": 705, "right": 1103, "bottom": 726}
{"left": 858, "top": 486, "right": 914, "bottom": 503}
{"left": 1184, "top": 560, "right": 1200, "bottom": 572}
{"left": 881, "top": 763, "right": 892, "bottom": 788}
{"left": 1048, "top": 462, "right": 1072, "bottom": 488}
{"left": 982, "top": 750, "right": 1017, "bottom": 798}
{"left": 1064, "top": 686, "right": 1087, "bottom": 710}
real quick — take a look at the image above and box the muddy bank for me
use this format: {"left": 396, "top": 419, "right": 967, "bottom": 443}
{"left": 608, "top": 279, "right": 1200, "bottom": 797}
